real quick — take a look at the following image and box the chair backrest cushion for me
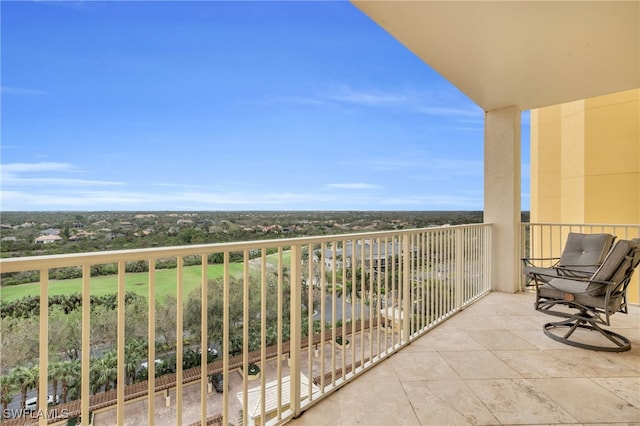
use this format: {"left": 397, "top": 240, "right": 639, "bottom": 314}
{"left": 586, "top": 239, "right": 634, "bottom": 295}
{"left": 558, "top": 232, "right": 615, "bottom": 273}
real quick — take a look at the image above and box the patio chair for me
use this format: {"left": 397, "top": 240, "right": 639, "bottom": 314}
{"left": 530, "top": 238, "right": 640, "bottom": 352}
{"left": 522, "top": 232, "right": 615, "bottom": 284}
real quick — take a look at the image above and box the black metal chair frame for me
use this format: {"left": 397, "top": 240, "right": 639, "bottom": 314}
{"left": 529, "top": 239, "right": 639, "bottom": 353}
{"left": 532, "top": 273, "right": 632, "bottom": 352}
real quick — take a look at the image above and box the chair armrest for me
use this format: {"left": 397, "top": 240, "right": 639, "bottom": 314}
{"left": 554, "top": 265, "right": 597, "bottom": 277}
{"left": 521, "top": 257, "right": 560, "bottom": 267}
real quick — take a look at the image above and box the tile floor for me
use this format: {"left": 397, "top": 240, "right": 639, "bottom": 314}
{"left": 288, "top": 291, "right": 640, "bottom": 426}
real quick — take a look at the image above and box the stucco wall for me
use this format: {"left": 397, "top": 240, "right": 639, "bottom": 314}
{"left": 530, "top": 88, "right": 640, "bottom": 303}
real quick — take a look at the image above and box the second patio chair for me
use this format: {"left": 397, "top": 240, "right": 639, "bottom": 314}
{"left": 530, "top": 238, "right": 640, "bottom": 352}
{"left": 523, "top": 232, "right": 615, "bottom": 284}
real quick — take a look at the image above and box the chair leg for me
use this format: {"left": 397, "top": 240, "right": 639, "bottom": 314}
{"left": 543, "top": 317, "right": 631, "bottom": 352}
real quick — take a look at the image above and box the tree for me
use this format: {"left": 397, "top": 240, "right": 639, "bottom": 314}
{"left": 48, "top": 308, "right": 82, "bottom": 360}
{"left": 156, "top": 296, "right": 177, "bottom": 349}
{"left": 0, "top": 317, "right": 39, "bottom": 369}
{"left": 0, "top": 375, "right": 15, "bottom": 418}
{"left": 48, "top": 361, "right": 67, "bottom": 404}
{"left": 59, "top": 360, "right": 80, "bottom": 403}
{"left": 11, "top": 365, "right": 38, "bottom": 410}
{"left": 92, "top": 351, "right": 117, "bottom": 393}
{"left": 90, "top": 305, "right": 117, "bottom": 347}
{"left": 124, "top": 297, "right": 148, "bottom": 341}
{"left": 124, "top": 339, "right": 147, "bottom": 384}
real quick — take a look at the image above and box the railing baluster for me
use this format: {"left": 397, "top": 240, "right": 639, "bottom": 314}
{"left": 148, "top": 259, "right": 156, "bottom": 425}
{"left": 200, "top": 253, "right": 208, "bottom": 425}
{"left": 241, "top": 250, "right": 249, "bottom": 426}
{"left": 260, "top": 248, "right": 267, "bottom": 424}
{"left": 175, "top": 257, "right": 184, "bottom": 424}
{"left": 117, "top": 261, "right": 126, "bottom": 425}
{"left": 38, "top": 267, "right": 48, "bottom": 426}
{"left": 222, "top": 251, "right": 230, "bottom": 425}
{"left": 289, "top": 244, "right": 302, "bottom": 417}
{"left": 81, "top": 264, "right": 91, "bottom": 426}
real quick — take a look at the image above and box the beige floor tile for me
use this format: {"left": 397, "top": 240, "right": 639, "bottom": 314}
{"left": 546, "top": 349, "right": 640, "bottom": 378}
{"left": 494, "top": 314, "right": 547, "bottom": 331}
{"left": 402, "top": 333, "right": 438, "bottom": 352}
{"left": 288, "top": 393, "right": 342, "bottom": 426}
{"left": 466, "top": 378, "right": 578, "bottom": 424}
{"left": 334, "top": 371, "right": 420, "bottom": 426}
{"left": 518, "top": 329, "right": 580, "bottom": 350}
{"left": 493, "top": 350, "right": 588, "bottom": 379}
{"left": 402, "top": 380, "right": 499, "bottom": 426}
{"left": 443, "top": 314, "right": 505, "bottom": 331}
{"left": 469, "top": 330, "right": 538, "bottom": 351}
{"left": 425, "top": 328, "right": 488, "bottom": 352}
{"left": 592, "top": 377, "right": 640, "bottom": 408}
{"left": 530, "top": 377, "right": 640, "bottom": 423}
{"left": 390, "top": 351, "right": 460, "bottom": 381}
{"left": 439, "top": 350, "right": 521, "bottom": 379}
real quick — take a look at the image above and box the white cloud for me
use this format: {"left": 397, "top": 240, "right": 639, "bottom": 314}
{"left": 380, "top": 194, "right": 482, "bottom": 210}
{"left": 324, "top": 86, "right": 408, "bottom": 107}
{"left": 1, "top": 162, "right": 123, "bottom": 187}
{"left": 325, "top": 183, "right": 381, "bottom": 189}
{"left": 2, "top": 162, "right": 74, "bottom": 172}
{"left": 0, "top": 86, "right": 48, "bottom": 96}
{"left": 265, "top": 84, "right": 482, "bottom": 122}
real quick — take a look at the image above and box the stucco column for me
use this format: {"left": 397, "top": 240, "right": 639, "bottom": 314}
{"left": 484, "top": 106, "right": 521, "bottom": 293}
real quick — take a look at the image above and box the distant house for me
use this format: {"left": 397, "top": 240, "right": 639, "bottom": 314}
{"left": 2, "top": 236, "right": 17, "bottom": 242}
{"left": 134, "top": 214, "right": 156, "bottom": 219}
{"left": 69, "top": 230, "right": 95, "bottom": 241}
{"left": 34, "top": 235, "right": 62, "bottom": 244}
{"left": 41, "top": 228, "right": 61, "bottom": 236}
{"left": 261, "top": 225, "right": 281, "bottom": 234}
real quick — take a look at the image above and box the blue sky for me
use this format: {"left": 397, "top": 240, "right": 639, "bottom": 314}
{"left": 1, "top": 1, "right": 530, "bottom": 212}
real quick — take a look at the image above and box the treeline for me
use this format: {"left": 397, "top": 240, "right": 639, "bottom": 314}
{"left": 1, "top": 250, "right": 277, "bottom": 287}
{"left": 0, "top": 291, "right": 145, "bottom": 319}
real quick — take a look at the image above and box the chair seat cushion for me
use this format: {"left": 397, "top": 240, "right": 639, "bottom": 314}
{"left": 538, "top": 282, "right": 623, "bottom": 312}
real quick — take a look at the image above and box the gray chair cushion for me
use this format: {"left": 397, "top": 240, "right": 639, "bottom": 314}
{"left": 588, "top": 239, "right": 633, "bottom": 295}
{"left": 539, "top": 282, "right": 623, "bottom": 312}
{"left": 558, "top": 232, "right": 615, "bottom": 273}
{"left": 545, "top": 239, "right": 636, "bottom": 298}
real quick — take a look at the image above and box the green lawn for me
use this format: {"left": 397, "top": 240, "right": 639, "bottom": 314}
{"left": 1, "top": 251, "right": 292, "bottom": 303}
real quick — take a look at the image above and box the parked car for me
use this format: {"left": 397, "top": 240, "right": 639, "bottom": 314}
{"left": 141, "top": 359, "right": 163, "bottom": 369}
{"left": 25, "top": 395, "right": 58, "bottom": 411}
{"left": 210, "top": 373, "right": 223, "bottom": 393}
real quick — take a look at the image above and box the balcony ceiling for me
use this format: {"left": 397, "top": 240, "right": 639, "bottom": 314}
{"left": 352, "top": 1, "right": 640, "bottom": 112}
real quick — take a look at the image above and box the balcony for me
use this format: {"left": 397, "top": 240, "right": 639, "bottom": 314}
{"left": 290, "top": 290, "right": 640, "bottom": 426}
{"left": 1, "top": 223, "right": 638, "bottom": 425}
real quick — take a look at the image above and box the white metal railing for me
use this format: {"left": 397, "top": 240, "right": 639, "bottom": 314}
{"left": 0, "top": 224, "right": 492, "bottom": 426}
{"left": 520, "top": 222, "right": 640, "bottom": 291}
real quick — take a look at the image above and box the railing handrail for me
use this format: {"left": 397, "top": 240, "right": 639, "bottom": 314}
{"left": 0, "top": 224, "right": 488, "bottom": 273}
{"left": 525, "top": 222, "right": 640, "bottom": 228}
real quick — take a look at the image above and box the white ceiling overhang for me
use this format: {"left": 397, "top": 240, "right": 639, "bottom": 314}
{"left": 352, "top": 1, "right": 640, "bottom": 112}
